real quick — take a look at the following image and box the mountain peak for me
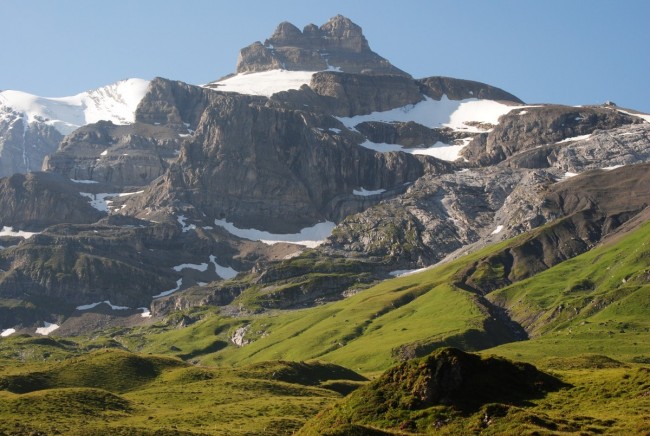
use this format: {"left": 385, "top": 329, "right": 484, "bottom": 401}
{"left": 236, "top": 15, "right": 408, "bottom": 77}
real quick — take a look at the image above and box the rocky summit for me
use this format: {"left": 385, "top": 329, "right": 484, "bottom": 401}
{"left": 236, "top": 15, "right": 409, "bottom": 76}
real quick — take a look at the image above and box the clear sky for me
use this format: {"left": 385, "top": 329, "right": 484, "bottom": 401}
{"left": 1, "top": 0, "right": 648, "bottom": 112}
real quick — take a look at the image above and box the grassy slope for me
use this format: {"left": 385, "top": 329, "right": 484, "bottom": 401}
{"left": 136, "top": 238, "right": 516, "bottom": 373}
{"left": 0, "top": 349, "right": 363, "bottom": 435}
{"left": 484, "top": 219, "right": 650, "bottom": 364}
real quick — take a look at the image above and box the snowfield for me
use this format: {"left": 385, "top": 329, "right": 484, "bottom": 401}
{"left": 336, "top": 95, "right": 520, "bottom": 133}
{"left": 0, "top": 226, "right": 39, "bottom": 239}
{"left": 0, "top": 78, "right": 150, "bottom": 135}
{"left": 214, "top": 218, "right": 335, "bottom": 248}
{"left": 208, "top": 70, "right": 314, "bottom": 97}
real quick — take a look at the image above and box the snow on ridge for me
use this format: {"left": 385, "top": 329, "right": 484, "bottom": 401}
{"left": 153, "top": 278, "right": 183, "bottom": 299}
{"left": 617, "top": 109, "right": 650, "bottom": 123}
{"left": 353, "top": 187, "right": 386, "bottom": 196}
{"left": 208, "top": 70, "right": 315, "bottom": 97}
{"left": 0, "top": 78, "right": 150, "bottom": 135}
{"left": 214, "top": 218, "right": 335, "bottom": 248}
{"left": 35, "top": 322, "right": 60, "bottom": 336}
{"left": 0, "top": 226, "right": 39, "bottom": 239}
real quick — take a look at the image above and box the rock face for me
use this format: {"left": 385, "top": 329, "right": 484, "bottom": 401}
{"left": 418, "top": 76, "right": 524, "bottom": 103}
{"left": 43, "top": 121, "right": 181, "bottom": 187}
{"left": 0, "top": 112, "right": 62, "bottom": 178}
{"left": 462, "top": 105, "right": 642, "bottom": 166}
{"left": 236, "top": 15, "right": 409, "bottom": 76}
{"left": 0, "top": 172, "right": 103, "bottom": 230}
{"left": 123, "top": 82, "right": 451, "bottom": 233}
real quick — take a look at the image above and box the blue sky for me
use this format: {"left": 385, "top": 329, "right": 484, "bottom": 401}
{"left": 2, "top": 0, "right": 648, "bottom": 112}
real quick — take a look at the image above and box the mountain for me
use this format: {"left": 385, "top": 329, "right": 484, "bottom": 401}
{"left": 0, "top": 78, "right": 150, "bottom": 178}
{"left": 0, "top": 15, "right": 648, "bottom": 334}
{"left": 0, "top": 17, "right": 649, "bottom": 434}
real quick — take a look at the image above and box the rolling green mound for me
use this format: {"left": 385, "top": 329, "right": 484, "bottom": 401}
{"left": 298, "top": 347, "right": 565, "bottom": 434}
{"left": 0, "top": 349, "right": 187, "bottom": 394}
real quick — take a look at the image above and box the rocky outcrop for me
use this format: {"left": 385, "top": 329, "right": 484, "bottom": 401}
{"left": 504, "top": 122, "right": 650, "bottom": 170}
{"left": 418, "top": 76, "right": 523, "bottom": 103}
{"left": 236, "top": 15, "right": 409, "bottom": 76}
{"left": 43, "top": 121, "right": 181, "bottom": 187}
{"left": 0, "top": 111, "right": 62, "bottom": 178}
{"left": 462, "top": 105, "right": 642, "bottom": 166}
{"left": 273, "top": 72, "right": 523, "bottom": 119}
{"left": 0, "top": 220, "right": 247, "bottom": 322}
{"left": 0, "top": 172, "right": 103, "bottom": 230}
{"left": 354, "top": 122, "right": 466, "bottom": 147}
{"left": 135, "top": 77, "right": 220, "bottom": 131}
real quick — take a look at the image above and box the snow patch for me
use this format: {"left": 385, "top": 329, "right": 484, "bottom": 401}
{"left": 35, "top": 322, "right": 60, "bottom": 336}
{"left": 172, "top": 262, "right": 209, "bottom": 272}
{"left": 359, "top": 140, "right": 465, "bottom": 161}
{"left": 152, "top": 278, "right": 183, "bottom": 299}
{"left": 76, "top": 300, "right": 130, "bottom": 311}
{"left": 353, "top": 187, "right": 386, "bottom": 196}
{"left": 139, "top": 307, "right": 152, "bottom": 318}
{"left": 177, "top": 215, "right": 196, "bottom": 232}
{"left": 208, "top": 70, "right": 314, "bottom": 97}
{"left": 556, "top": 134, "right": 592, "bottom": 144}
{"left": 79, "top": 192, "right": 117, "bottom": 212}
{"left": 213, "top": 219, "right": 335, "bottom": 248}
{"left": 209, "top": 254, "right": 238, "bottom": 279}
{"left": 0, "top": 226, "right": 39, "bottom": 239}
{"left": 389, "top": 267, "right": 428, "bottom": 277}
{"left": 491, "top": 225, "right": 504, "bottom": 235}
{"left": 602, "top": 165, "right": 624, "bottom": 171}
{"left": 70, "top": 179, "right": 99, "bottom": 184}
{"left": 1, "top": 328, "right": 16, "bottom": 337}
